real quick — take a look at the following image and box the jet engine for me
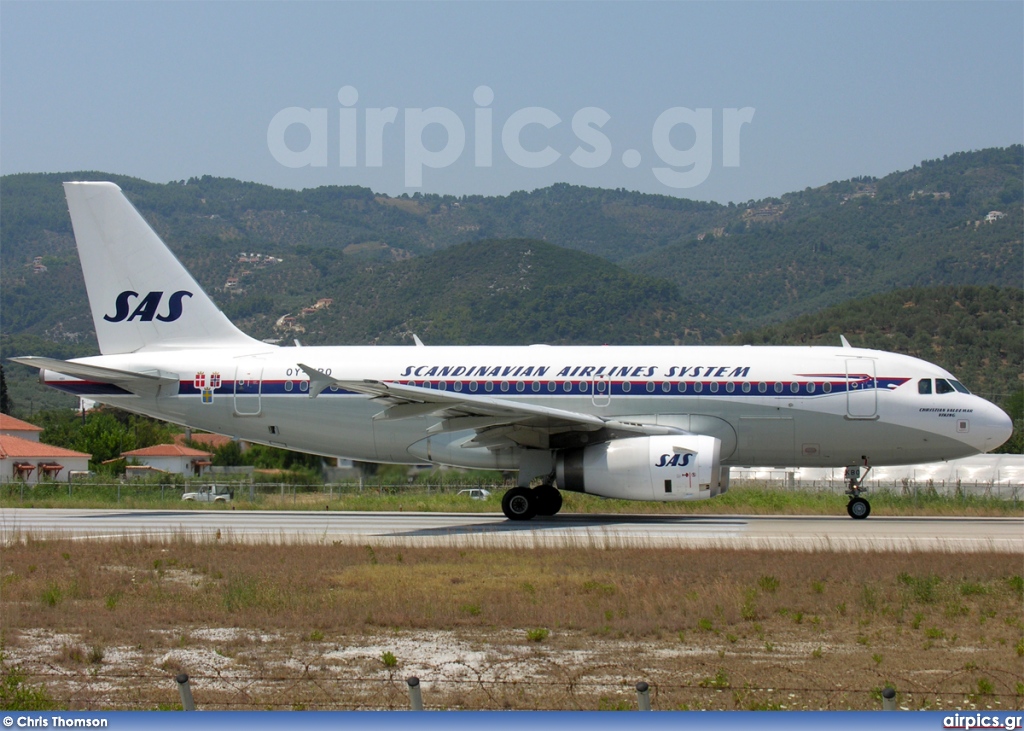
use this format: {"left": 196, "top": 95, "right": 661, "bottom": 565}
{"left": 555, "top": 434, "right": 724, "bottom": 501}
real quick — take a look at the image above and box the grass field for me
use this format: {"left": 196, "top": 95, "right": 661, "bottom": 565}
{"left": 2, "top": 481, "right": 1022, "bottom": 517}
{"left": 2, "top": 536, "right": 1022, "bottom": 711}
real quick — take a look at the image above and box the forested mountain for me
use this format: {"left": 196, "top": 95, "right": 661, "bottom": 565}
{"left": 730, "top": 285, "right": 1022, "bottom": 405}
{"left": 1, "top": 147, "right": 1020, "bottom": 341}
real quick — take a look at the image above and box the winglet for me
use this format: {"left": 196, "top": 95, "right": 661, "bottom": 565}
{"left": 296, "top": 363, "right": 338, "bottom": 399}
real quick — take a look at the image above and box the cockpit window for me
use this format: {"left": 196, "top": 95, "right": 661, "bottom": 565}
{"left": 918, "top": 379, "right": 932, "bottom": 395}
{"left": 950, "top": 380, "right": 970, "bottom": 394}
{"left": 935, "top": 378, "right": 955, "bottom": 395}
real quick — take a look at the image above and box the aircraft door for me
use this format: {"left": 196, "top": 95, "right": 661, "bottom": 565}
{"left": 845, "top": 358, "right": 877, "bottom": 419}
{"left": 233, "top": 362, "right": 264, "bottom": 416}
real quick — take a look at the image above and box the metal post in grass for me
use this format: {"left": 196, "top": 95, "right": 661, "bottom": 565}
{"left": 175, "top": 673, "right": 196, "bottom": 711}
{"left": 636, "top": 681, "right": 651, "bottom": 711}
{"left": 881, "top": 686, "right": 896, "bottom": 711}
{"left": 406, "top": 676, "right": 423, "bottom": 710}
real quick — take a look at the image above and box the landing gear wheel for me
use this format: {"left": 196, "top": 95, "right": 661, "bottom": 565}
{"left": 532, "top": 485, "right": 563, "bottom": 517}
{"left": 846, "top": 497, "right": 871, "bottom": 520}
{"left": 502, "top": 486, "right": 537, "bottom": 521}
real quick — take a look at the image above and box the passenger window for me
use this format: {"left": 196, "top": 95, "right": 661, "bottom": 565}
{"left": 918, "top": 379, "right": 932, "bottom": 395}
{"left": 936, "top": 379, "right": 955, "bottom": 394}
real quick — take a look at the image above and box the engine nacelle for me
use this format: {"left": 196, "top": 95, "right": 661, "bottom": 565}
{"left": 556, "top": 435, "right": 723, "bottom": 501}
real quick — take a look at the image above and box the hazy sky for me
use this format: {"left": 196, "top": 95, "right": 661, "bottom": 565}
{"left": 2, "top": 2, "right": 1021, "bottom": 203}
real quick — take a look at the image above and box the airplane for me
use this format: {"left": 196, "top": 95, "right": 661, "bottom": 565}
{"left": 10, "top": 182, "right": 1014, "bottom": 520}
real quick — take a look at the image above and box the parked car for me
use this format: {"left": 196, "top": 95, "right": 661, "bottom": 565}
{"left": 182, "top": 484, "right": 234, "bottom": 502}
{"left": 457, "top": 488, "right": 492, "bottom": 500}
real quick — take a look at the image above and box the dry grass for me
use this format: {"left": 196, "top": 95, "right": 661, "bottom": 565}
{"left": 2, "top": 537, "right": 1022, "bottom": 710}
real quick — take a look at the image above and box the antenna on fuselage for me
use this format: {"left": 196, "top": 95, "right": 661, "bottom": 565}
{"left": 840, "top": 335, "right": 852, "bottom": 348}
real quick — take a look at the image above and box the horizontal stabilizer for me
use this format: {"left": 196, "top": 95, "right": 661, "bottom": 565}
{"left": 9, "top": 356, "right": 178, "bottom": 398}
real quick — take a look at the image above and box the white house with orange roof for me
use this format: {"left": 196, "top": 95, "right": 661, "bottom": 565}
{"left": 120, "top": 444, "right": 213, "bottom": 477}
{"left": 0, "top": 414, "right": 91, "bottom": 483}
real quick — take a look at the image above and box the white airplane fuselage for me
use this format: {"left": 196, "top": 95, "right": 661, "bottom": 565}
{"left": 42, "top": 343, "right": 1009, "bottom": 470}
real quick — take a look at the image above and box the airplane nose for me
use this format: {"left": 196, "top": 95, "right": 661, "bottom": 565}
{"left": 972, "top": 401, "right": 1014, "bottom": 453}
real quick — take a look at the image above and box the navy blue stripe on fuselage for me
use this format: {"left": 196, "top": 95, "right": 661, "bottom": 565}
{"left": 177, "top": 377, "right": 910, "bottom": 398}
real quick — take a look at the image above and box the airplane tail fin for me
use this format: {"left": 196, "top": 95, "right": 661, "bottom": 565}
{"left": 64, "top": 182, "right": 263, "bottom": 354}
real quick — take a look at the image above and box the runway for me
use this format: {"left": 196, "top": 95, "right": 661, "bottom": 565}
{"left": 2, "top": 508, "right": 1021, "bottom": 551}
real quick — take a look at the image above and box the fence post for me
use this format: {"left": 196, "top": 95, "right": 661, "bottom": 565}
{"left": 881, "top": 686, "right": 896, "bottom": 711}
{"left": 407, "top": 676, "right": 424, "bottom": 710}
{"left": 636, "top": 681, "right": 651, "bottom": 711}
{"left": 175, "top": 673, "right": 196, "bottom": 711}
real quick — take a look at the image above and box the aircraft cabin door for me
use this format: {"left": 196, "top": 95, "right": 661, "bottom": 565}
{"left": 233, "top": 362, "right": 264, "bottom": 416}
{"left": 845, "top": 358, "right": 877, "bottom": 419}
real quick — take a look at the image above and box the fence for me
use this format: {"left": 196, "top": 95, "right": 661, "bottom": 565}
{"left": 1, "top": 476, "right": 1021, "bottom": 505}
{"left": 12, "top": 666, "right": 1020, "bottom": 711}
{"left": 0, "top": 478, "right": 514, "bottom": 504}
{"left": 728, "top": 476, "right": 1023, "bottom": 503}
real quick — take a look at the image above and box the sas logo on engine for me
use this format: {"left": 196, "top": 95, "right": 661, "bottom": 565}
{"left": 104, "top": 290, "right": 193, "bottom": 323}
{"left": 655, "top": 453, "right": 694, "bottom": 468}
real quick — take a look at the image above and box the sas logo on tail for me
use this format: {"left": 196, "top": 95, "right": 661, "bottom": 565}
{"left": 104, "top": 290, "right": 193, "bottom": 323}
{"left": 655, "top": 453, "right": 694, "bottom": 468}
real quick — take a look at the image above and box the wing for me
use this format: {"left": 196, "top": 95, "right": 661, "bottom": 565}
{"left": 9, "top": 356, "right": 178, "bottom": 398}
{"left": 297, "top": 363, "right": 684, "bottom": 450}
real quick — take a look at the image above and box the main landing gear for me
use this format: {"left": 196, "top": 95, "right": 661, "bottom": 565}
{"left": 502, "top": 483, "right": 563, "bottom": 521}
{"left": 844, "top": 458, "right": 872, "bottom": 520}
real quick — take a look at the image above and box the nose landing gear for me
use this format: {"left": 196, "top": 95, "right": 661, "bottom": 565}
{"left": 844, "top": 458, "right": 872, "bottom": 519}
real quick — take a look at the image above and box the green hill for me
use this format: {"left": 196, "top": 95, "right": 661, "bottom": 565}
{"left": 729, "top": 285, "right": 1022, "bottom": 406}
{"left": 625, "top": 148, "right": 1023, "bottom": 329}
{"left": 247, "top": 238, "right": 693, "bottom": 346}
{"left": 1, "top": 147, "right": 1020, "bottom": 344}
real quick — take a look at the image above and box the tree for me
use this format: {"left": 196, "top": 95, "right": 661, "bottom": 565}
{"left": 0, "top": 363, "right": 10, "bottom": 414}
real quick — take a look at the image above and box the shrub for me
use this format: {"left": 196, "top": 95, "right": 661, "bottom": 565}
{"left": 526, "top": 628, "right": 549, "bottom": 642}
